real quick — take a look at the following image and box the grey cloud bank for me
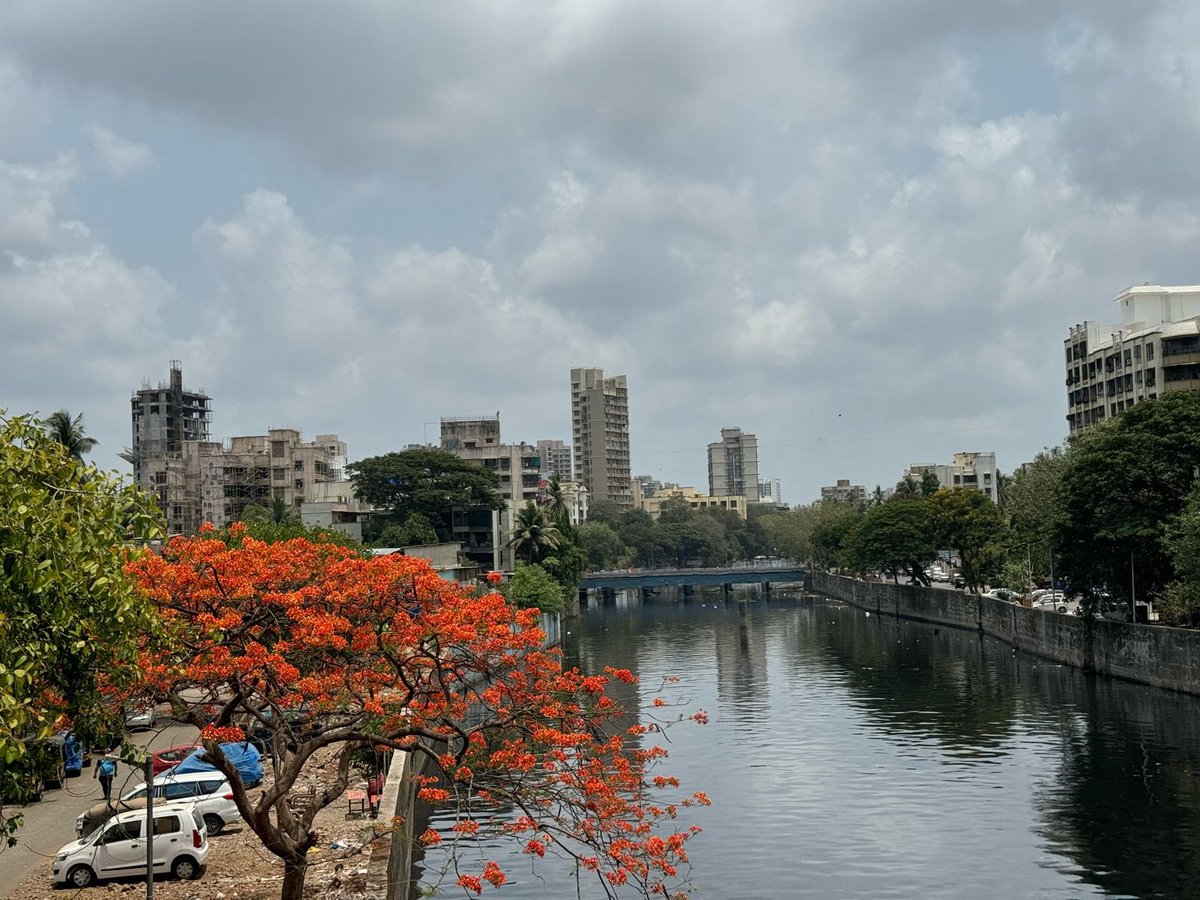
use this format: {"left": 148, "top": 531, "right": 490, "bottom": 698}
{"left": 2, "top": 1, "right": 1199, "bottom": 502}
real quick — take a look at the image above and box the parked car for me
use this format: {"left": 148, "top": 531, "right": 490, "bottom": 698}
{"left": 151, "top": 744, "right": 203, "bottom": 775}
{"left": 55, "top": 802, "right": 208, "bottom": 887}
{"left": 983, "top": 588, "right": 1021, "bottom": 603}
{"left": 78, "top": 771, "right": 241, "bottom": 838}
{"left": 124, "top": 703, "right": 157, "bottom": 731}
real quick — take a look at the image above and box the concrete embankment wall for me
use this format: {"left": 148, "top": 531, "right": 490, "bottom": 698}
{"left": 811, "top": 572, "right": 1200, "bottom": 697}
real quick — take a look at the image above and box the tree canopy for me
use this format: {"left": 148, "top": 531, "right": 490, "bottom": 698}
{"left": 126, "top": 529, "right": 705, "bottom": 900}
{"left": 39, "top": 408, "right": 98, "bottom": 461}
{"left": 347, "top": 448, "right": 503, "bottom": 536}
{"left": 926, "top": 488, "right": 1008, "bottom": 592}
{"left": 844, "top": 499, "right": 937, "bottom": 583}
{"left": 0, "top": 412, "right": 161, "bottom": 832}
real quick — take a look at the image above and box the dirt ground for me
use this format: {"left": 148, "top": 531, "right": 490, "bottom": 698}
{"left": 6, "top": 753, "right": 385, "bottom": 900}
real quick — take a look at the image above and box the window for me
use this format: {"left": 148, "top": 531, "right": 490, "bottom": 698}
{"left": 1124, "top": 350, "right": 1132, "bottom": 366}
{"left": 164, "top": 781, "right": 198, "bottom": 800}
{"left": 1147, "top": 343, "right": 1155, "bottom": 360}
{"left": 103, "top": 821, "right": 143, "bottom": 844}
{"left": 1134, "top": 345, "right": 1141, "bottom": 360}
{"left": 198, "top": 780, "right": 223, "bottom": 795}
{"left": 272, "top": 441, "right": 286, "bottom": 458}
{"left": 1136, "top": 370, "right": 1143, "bottom": 384}
{"left": 154, "top": 815, "right": 182, "bottom": 836}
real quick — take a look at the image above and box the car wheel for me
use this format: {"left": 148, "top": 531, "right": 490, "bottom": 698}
{"left": 1058, "top": 606, "right": 1068, "bottom": 614}
{"left": 203, "top": 813, "right": 225, "bottom": 835}
{"left": 172, "top": 856, "right": 200, "bottom": 880}
{"left": 68, "top": 865, "right": 96, "bottom": 888}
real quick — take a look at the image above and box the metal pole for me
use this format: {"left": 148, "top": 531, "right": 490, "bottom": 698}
{"left": 1130, "top": 549, "right": 1136, "bottom": 623}
{"left": 1049, "top": 548, "right": 1055, "bottom": 594}
{"left": 144, "top": 757, "right": 154, "bottom": 900}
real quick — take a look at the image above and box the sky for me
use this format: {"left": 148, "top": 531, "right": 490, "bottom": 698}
{"left": 3, "top": 1, "right": 1200, "bottom": 504}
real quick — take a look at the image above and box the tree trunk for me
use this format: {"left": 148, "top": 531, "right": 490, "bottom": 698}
{"left": 281, "top": 860, "right": 307, "bottom": 900}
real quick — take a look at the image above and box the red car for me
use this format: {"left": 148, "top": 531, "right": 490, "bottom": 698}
{"left": 151, "top": 744, "right": 202, "bottom": 775}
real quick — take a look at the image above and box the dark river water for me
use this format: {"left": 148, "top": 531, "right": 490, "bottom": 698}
{"left": 416, "top": 588, "right": 1200, "bottom": 899}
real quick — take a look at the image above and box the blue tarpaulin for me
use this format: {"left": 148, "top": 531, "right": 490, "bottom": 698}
{"left": 174, "top": 742, "right": 263, "bottom": 785}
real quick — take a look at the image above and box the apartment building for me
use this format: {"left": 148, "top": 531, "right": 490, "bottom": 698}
{"left": 440, "top": 415, "right": 543, "bottom": 570}
{"left": 130, "top": 362, "right": 212, "bottom": 533}
{"left": 707, "top": 427, "right": 760, "bottom": 504}
{"left": 570, "top": 368, "right": 632, "bottom": 509}
{"left": 821, "top": 479, "right": 865, "bottom": 503}
{"left": 905, "top": 452, "right": 999, "bottom": 502}
{"left": 536, "top": 439, "right": 573, "bottom": 481}
{"left": 757, "top": 478, "right": 783, "bottom": 505}
{"left": 632, "top": 481, "right": 748, "bottom": 520}
{"left": 1065, "top": 284, "right": 1200, "bottom": 433}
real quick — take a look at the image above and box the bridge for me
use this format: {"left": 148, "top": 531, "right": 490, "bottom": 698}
{"left": 580, "top": 560, "right": 807, "bottom": 592}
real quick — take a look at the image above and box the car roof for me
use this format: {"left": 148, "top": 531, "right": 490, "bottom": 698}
{"left": 149, "top": 770, "right": 230, "bottom": 785}
{"left": 108, "top": 801, "right": 200, "bottom": 822}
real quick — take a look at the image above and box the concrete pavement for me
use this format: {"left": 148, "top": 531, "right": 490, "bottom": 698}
{"left": 0, "top": 720, "right": 198, "bottom": 898}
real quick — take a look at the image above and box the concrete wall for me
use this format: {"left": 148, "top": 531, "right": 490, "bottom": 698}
{"left": 812, "top": 572, "right": 1200, "bottom": 696}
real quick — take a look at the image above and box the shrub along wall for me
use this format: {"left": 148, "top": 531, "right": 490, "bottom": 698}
{"left": 812, "top": 572, "right": 1200, "bottom": 696}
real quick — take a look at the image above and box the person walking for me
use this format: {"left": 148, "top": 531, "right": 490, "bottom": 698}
{"left": 94, "top": 756, "right": 116, "bottom": 801}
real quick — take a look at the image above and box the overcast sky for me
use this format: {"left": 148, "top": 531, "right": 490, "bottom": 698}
{"left": 3, "top": 1, "right": 1199, "bottom": 504}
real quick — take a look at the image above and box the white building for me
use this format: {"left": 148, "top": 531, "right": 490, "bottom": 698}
{"left": 1066, "top": 284, "right": 1200, "bottom": 433}
{"left": 757, "top": 478, "right": 782, "bottom": 504}
{"left": 820, "top": 479, "right": 865, "bottom": 503}
{"left": 905, "top": 452, "right": 999, "bottom": 502}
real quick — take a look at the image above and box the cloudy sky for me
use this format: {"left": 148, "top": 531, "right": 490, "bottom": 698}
{"left": 2, "top": 1, "right": 1199, "bottom": 503}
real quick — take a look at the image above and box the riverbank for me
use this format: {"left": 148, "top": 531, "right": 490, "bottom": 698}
{"left": 811, "top": 572, "right": 1200, "bottom": 696}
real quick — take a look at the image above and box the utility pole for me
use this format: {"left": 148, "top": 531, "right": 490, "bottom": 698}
{"left": 1130, "top": 549, "right": 1137, "bottom": 624}
{"left": 144, "top": 757, "right": 154, "bottom": 900}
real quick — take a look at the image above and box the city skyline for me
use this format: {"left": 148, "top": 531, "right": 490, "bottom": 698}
{"left": 5, "top": 4, "right": 1200, "bottom": 503}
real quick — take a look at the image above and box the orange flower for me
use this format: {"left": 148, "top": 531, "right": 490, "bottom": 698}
{"left": 486, "top": 570, "right": 504, "bottom": 585}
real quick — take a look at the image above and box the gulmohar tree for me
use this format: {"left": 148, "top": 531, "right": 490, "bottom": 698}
{"left": 0, "top": 412, "right": 161, "bottom": 837}
{"left": 126, "top": 527, "right": 705, "bottom": 900}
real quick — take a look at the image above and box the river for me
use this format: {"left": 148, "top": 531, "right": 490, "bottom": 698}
{"left": 416, "top": 587, "right": 1200, "bottom": 899}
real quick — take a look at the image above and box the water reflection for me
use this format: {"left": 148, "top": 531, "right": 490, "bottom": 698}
{"left": 414, "top": 588, "right": 1200, "bottom": 899}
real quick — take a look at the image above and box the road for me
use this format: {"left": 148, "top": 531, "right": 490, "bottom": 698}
{"left": 0, "top": 719, "right": 198, "bottom": 898}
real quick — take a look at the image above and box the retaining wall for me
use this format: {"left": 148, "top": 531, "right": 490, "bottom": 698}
{"left": 812, "top": 572, "right": 1200, "bottom": 696}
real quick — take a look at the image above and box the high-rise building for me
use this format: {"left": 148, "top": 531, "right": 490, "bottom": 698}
{"left": 536, "top": 439, "right": 572, "bottom": 481}
{"left": 820, "top": 479, "right": 865, "bottom": 503}
{"left": 130, "top": 361, "right": 212, "bottom": 532}
{"left": 1065, "top": 284, "right": 1200, "bottom": 433}
{"left": 570, "top": 368, "right": 632, "bottom": 509}
{"left": 707, "top": 427, "right": 759, "bottom": 504}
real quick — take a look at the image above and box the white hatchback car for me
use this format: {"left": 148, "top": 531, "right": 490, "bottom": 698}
{"left": 78, "top": 771, "right": 241, "bottom": 838}
{"left": 54, "top": 802, "right": 208, "bottom": 887}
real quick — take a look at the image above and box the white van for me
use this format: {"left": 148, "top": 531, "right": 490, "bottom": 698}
{"left": 54, "top": 802, "right": 208, "bottom": 887}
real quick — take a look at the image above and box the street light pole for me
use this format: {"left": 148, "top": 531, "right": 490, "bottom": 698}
{"left": 144, "top": 757, "right": 154, "bottom": 900}
{"left": 1130, "top": 549, "right": 1137, "bottom": 624}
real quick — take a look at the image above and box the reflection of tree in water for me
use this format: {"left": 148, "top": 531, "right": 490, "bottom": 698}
{"left": 811, "top": 601, "right": 1020, "bottom": 755}
{"left": 1033, "top": 677, "right": 1200, "bottom": 899}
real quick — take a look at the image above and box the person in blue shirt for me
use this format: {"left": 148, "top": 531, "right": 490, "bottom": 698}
{"left": 94, "top": 756, "right": 116, "bottom": 801}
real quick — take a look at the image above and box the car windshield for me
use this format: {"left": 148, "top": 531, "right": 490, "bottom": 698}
{"left": 121, "top": 786, "right": 147, "bottom": 801}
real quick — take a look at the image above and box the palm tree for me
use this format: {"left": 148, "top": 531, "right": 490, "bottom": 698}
{"left": 41, "top": 409, "right": 98, "bottom": 461}
{"left": 507, "top": 500, "right": 562, "bottom": 564}
{"left": 542, "top": 474, "right": 569, "bottom": 526}
{"left": 241, "top": 496, "right": 299, "bottom": 525}
{"left": 870, "top": 485, "right": 886, "bottom": 507}
{"left": 892, "top": 475, "right": 921, "bottom": 500}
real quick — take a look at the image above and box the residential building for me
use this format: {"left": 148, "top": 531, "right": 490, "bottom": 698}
{"left": 905, "top": 452, "right": 999, "bottom": 502}
{"left": 190, "top": 428, "right": 340, "bottom": 530}
{"left": 570, "top": 368, "right": 632, "bottom": 509}
{"left": 757, "top": 478, "right": 783, "bottom": 505}
{"left": 1066, "top": 284, "right": 1200, "bottom": 433}
{"left": 821, "top": 479, "right": 865, "bottom": 503}
{"left": 558, "top": 480, "right": 590, "bottom": 527}
{"left": 300, "top": 481, "right": 373, "bottom": 543}
{"left": 370, "top": 542, "right": 480, "bottom": 583}
{"left": 536, "top": 439, "right": 572, "bottom": 481}
{"left": 708, "top": 427, "right": 760, "bottom": 504}
{"left": 440, "top": 415, "right": 543, "bottom": 570}
{"left": 130, "top": 362, "right": 212, "bottom": 533}
{"left": 633, "top": 483, "right": 748, "bottom": 520}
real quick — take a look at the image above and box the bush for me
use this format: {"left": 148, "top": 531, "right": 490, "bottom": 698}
{"left": 499, "top": 563, "right": 564, "bottom": 613}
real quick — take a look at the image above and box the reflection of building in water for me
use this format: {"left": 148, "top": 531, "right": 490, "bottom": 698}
{"left": 713, "top": 598, "right": 769, "bottom": 716}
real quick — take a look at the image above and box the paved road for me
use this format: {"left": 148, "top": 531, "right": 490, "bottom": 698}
{"left": 0, "top": 720, "right": 198, "bottom": 898}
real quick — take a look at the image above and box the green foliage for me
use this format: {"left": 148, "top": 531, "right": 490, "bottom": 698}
{"left": 375, "top": 512, "right": 439, "bottom": 548}
{"left": 508, "top": 501, "right": 563, "bottom": 565}
{"left": 919, "top": 471, "right": 941, "bottom": 497}
{"left": 39, "top": 409, "right": 98, "bottom": 461}
{"left": 540, "top": 534, "right": 588, "bottom": 605}
{"left": 583, "top": 499, "right": 626, "bottom": 526}
{"left": 893, "top": 475, "right": 921, "bottom": 500}
{"left": 241, "top": 495, "right": 299, "bottom": 525}
{"left": 347, "top": 448, "right": 503, "bottom": 535}
{"left": 577, "top": 521, "right": 629, "bottom": 569}
{"left": 500, "top": 563, "right": 565, "bottom": 613}
{"left": 1006, "top": 448, "right": 1068, "bottom": 580}
{"left": 1054, "top": 394, "right": 1200, "bottom": 604}
{"left": 762, "top": 500, "right": 864, "bottom": 569}
{"left": 1161, "top": 483, "right": 1200, "bottom": 626}
{"left": 0, "top": 412, "right": 162, "bottom": 834}
{"left": 926, "top": 488, "right": 1008, "bottom": 592}
{"left": 844, "top": 499, "right": 937, "bottom": 583}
